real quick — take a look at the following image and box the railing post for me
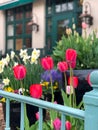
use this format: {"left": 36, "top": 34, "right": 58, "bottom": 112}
{"left": 83, "top": 70, "right": 98, "bottom": 130}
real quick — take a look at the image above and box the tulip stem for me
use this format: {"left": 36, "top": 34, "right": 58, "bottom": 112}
{"left": 49, "top": 71, "right": 54, "bottom": 103}
{"left": 20, "top": 80, "right": 24, "bottom": 95}
{"left": 64, "top": 72, "right": 67, "bottom": 92}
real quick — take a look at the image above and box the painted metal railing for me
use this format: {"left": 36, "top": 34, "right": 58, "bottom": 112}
{"left": 0, "top": 70, "right": 98, "bottom": 130}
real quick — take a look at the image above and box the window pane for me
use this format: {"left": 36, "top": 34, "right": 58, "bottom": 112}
{"left": 15, "top": 23, "right": 22, "bottom": 35}
{"left": 7, "top": 39, "right": 14, "bottom": 50}
{"left": 62, "top": 3, "right": 67, "bottom": 11}
{"left": 26, "top": 38, "right": 32, "bottom": 48}
{"left": 15, "top": 7, "right": 23, "bottom": 20}
{"left": 7, "top": 10, "right": 14, "bottom": 21}
{"left": 47, "top": 18, "right": 52, "bottom": 33}
{"left": 47, "top": 0, "right": 52, "bottom": 14}
{"left": 68, "top": 2, "right": 74, "bottom": 10}
{"left": 7, "top": 25, "right": 14, "bottom": 36}
{"left": 47, "top": 37, "right": 52, "bottom": 50}
{"left": 25, "top": 5, "right": 32, "bottom": 18}
{"left": 26, "top": 22, "right": 32, "bottom": 34}
{"left": 16, "top": 39, "right": 23, "bottom": 50}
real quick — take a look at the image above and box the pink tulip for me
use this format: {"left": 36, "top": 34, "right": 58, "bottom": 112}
{"left": 30, "top": 84, "right": 42, "bottom": 99}
{"left": 65, "top": 49, "right": 77, "bottom": 69}
{"left": 53, "top": 118, "right": 61, "bottom": 130}
{"left": 41, "top": 56, "right": 54, "bottom": 70}
{"left": 57, "top": 61, "right": 68, "bottom": 72}
{"left": 13, "top": 64, "right": 26, "bottom": 80}
{"left": 65, "top": 121, "right": 72, "bottom": 130}
{"left": 82, "top": 22, "right": 87, "bottom": 29}
{"left": 35, "top": 112, "right": 39, "bottom": 120}
{"left": 68, "top": 76, "right": 78, "bottom": 88}
{"left": 66, "top": 85, "right": 73, "bottom": 94}
{"left": 86, "top": 73, "right": 92, "bottom": 86}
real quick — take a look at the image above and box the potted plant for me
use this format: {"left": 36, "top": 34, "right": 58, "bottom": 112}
{"left": 51, "top": 29, "right": 97, "bottom": 104}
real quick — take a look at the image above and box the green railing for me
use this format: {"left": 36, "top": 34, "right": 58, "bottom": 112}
{"left": 0, "top": 70, "right": 98, "bottom": 130}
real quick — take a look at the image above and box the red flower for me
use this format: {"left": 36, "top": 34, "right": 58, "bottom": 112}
{"left": 13, "top": 64, "right": 26, "bottom": 80}
{"left": 57, "top": 61, "right": 68, "bottom": 72}
{"left": 30, "top": 84, "right": 42, "bottom": 99}
{"left": 53, "top": 118, "right": 61, "bottom": 130}
{"left": 68, "top": 76, "right": 78, "bottom": 88}
{"left": 65, "top": 49, "right": 77, "bottom": 68}
{"left": 65, "top": 121, "right": 72, "bottom": 130}
{"left": 41, "top": 56, "right": 54, "bottom": 70}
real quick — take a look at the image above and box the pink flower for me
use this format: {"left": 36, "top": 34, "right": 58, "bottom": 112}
{"left": 68, "top": 76, "right": 78, "bottom": 88}
{"left": 35, "top": 112, "right": 39, "bottom": 120}
{"left": 86, "top": 73, "right": 92, "bottom": 86}
{"left": 57, "top": 61, "right": 68, "bottom": 72}
{"left": 13, "top": 64, "right": 26, "bottom": 80}
{"left": 65, "top": 121, "right": 72, "bottom": 130}
{"left": 65, "top": 49, "right": 77, "bottom": 69}
{"left": 30, "top": 84, "right": 42, "bottom": 99}
{"left": 66, "top": 85, "right": 73, "bottom": 94}
{"left": 82, "top": 22, "right": 87, "bottom": 29}
{"left": 53, "top": 118, "right": 61, "bottom": 130}
{"left": 41, "top": 56, "right": 54, "bottom": 70}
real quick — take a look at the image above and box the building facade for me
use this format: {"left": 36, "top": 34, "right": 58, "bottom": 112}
{"left": 0, "top": 0, "right": 97, "bottom": 55}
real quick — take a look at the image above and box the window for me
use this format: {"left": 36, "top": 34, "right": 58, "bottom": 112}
{"left": 46, "top": 0, "right": 82, "bottom": 55}
{"left": 6, "top": 4, "right": 32, "bottom": 52}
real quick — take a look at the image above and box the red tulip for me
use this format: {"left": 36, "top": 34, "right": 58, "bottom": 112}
{"left": 30, "top": 84, "right": 42, "bottom": 99}
{"left": 41, "top": 56, "right": 54, "bottom": 70}
{"left": 65, "top": 121, "right": 72, "bottom": 130}
{"left": 57, "top": 61, "right": 68, "bottom": 72}
{"left": 65, "top": 49, "right": 77, "bottom": 69}
{"left": 13, "top": 64, "right": 26, "bottom": 80}
{"left": 53, "top": 118, "right": 61, "bottom": 130}
{"left": 68, "top": 76, "right": 78, "bottom": 88}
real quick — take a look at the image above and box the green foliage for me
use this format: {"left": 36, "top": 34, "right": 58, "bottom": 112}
{"left": 52, "top": 32, "right": 98, "bottom": 69}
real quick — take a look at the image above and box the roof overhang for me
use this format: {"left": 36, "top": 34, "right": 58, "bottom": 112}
{"left": 0, "top": 0, "right": 36, "bottom": 10}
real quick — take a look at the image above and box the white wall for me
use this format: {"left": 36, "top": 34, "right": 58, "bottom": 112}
{"left": 32, "top": 0, "right": 45, "bottom": 48}
{"left": 0, "top": 10, "right": 5, "bottom": 54}
{"left": 83, "top": 0, "right": 98, "bottom": 37}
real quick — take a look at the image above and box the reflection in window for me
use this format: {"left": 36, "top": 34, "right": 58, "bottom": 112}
{"left": 7, "top": 40, "right": 14, "bottom": 50}
{"left": 57, "top": 19, "right": 69, "bottom": 40}
{"left": 7, "top": 25, "right": 14, "bottom": 36}
{"left": 16, "top": 39, "right": 23, "bottom": 50}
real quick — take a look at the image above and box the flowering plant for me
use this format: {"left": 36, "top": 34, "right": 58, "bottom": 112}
{"left": 24, "top": 48, "right": 84, "bottom": 130}
{"left": 0, "top": 48, "right": 43, "bottom": 98}
{"left": 0, "top": 47, "right": 84, "bottom": 130}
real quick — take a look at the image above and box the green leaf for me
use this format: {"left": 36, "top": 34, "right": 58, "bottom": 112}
{"left": 61, "top": 90, "right": 70, "bottom": 107}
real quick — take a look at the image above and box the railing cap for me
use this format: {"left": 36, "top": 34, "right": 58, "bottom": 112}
{"left": 90, "top": 70, "right": 98, "bottom": 89}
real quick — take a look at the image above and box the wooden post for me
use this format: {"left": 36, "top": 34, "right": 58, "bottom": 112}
{"left": 84, "top": 70, "right": 98, "bottom": 130}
